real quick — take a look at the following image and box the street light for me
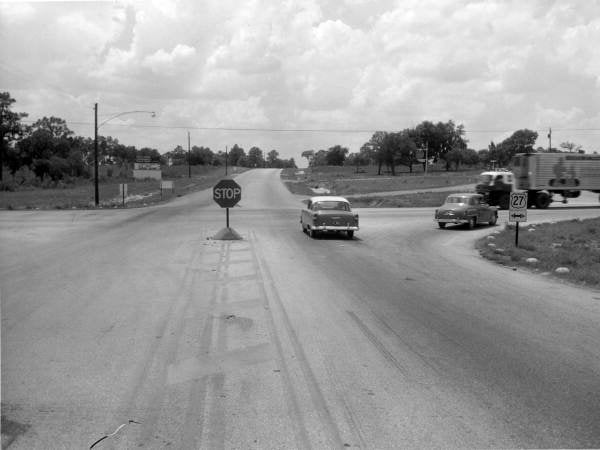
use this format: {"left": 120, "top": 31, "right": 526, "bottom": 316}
{"left": 93, "top": 103, "right": 155, "bottom": 206}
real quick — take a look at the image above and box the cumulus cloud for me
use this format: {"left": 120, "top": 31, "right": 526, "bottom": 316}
{"left": 1, "top": 0, "right": 599, "bottom": 159}
{"left": 142, "top": 44, "right": 197, "bottom": 75}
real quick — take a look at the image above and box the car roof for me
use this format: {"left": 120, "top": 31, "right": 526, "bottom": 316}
{"left": 309, "top": 196, "right": 350, "bottom": 203}
{"left": 447, "top": 193, "right": 481, "bottom": 198}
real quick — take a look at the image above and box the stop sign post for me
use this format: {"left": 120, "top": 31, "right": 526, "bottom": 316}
{"left": 213, "top": 178, "right": 241, "bottom": 228}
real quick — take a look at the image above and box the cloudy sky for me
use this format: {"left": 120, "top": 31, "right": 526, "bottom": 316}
{"left": 1, "top": 0, "right": 599, "bottom": 165}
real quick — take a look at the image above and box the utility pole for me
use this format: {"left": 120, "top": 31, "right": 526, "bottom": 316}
{"left": 94, "top": 103, "right": 99, "bottom": 206}
{"left": 424, "top": 141, "right": 428, "bottom": 176}
{"left": 225, "top": 146, "right": 228, "bottom": 176}
{"left": 548, "top": 127, "right": 552, "bottom": 152}
{"left": 188, "top": 131, "right": 191, "bottom": 178}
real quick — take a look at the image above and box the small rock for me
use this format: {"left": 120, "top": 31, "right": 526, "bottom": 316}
{"left": 550, "top": 243, "right": 562, "bottom": 249}
{"left": 487, "top": 235, "right": 496, "bottom": 240}
{"left": 512, "top": 267, "right": 517, "bottom": 271}
{"left": 527, "top": 228, "right": 536, "bottom": 232}
{"left": 487, "top": 243, "right": 496, "bottom": 248}
{"left": 526, "top": 257, "right": 539, "bottom": 264}
{"left": 494, "top": 248, "right": 505, "bottom": 254}
{"left": 555, "top": 267, "right": 570, "bottom": 274}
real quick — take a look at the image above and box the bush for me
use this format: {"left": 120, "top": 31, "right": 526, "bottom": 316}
{"left": 0, "top": 181, "right": 16, "bottom": 191}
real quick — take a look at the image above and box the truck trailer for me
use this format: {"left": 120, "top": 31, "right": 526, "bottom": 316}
{"left": 476, "top": 152, "right": 600, "bottom": 209}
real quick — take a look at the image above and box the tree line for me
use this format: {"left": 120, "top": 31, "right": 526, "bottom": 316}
{"left": 164, "top": 143, "right": 296, "bottom": 170}
{"left": 302, "top": 122, "right": 588, "bottom": 173}
{"left": 0, "top": 92, "right": 296, "bottom": 187}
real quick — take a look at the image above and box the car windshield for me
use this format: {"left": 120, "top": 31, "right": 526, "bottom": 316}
{"left": 314, "top": 201, "right": 350, "bottom": 211}
{"left": 478, "top": 174, "right": 493, "bottom": 184}
{"left": 445, "top": 196, "right": 470, "bottom": 204}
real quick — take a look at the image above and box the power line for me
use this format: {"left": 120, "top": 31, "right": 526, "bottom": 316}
{"left": 22, "top": 119, "right": 600, "bottom": 134}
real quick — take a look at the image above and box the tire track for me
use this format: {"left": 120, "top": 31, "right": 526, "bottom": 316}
{"left": 109, "top": 241, "right": 224, "bottom": 448}
{"left": 250, "top": 231, "right": 347, "bottom": 449}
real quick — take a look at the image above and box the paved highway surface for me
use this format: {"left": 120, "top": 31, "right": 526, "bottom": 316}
{"left": 1, "top": 169, "right": 600, "bottom": 449}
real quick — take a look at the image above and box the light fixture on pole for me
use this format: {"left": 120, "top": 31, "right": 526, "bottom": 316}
{"left": 93, "top": 105, "right": 156, "bottom": 206}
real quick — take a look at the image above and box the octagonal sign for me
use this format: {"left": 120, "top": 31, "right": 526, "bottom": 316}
{"left": 213, "top": 178, "right": 241, "bottom": 208}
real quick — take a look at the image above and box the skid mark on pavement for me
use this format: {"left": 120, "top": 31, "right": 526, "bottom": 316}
{"left": 348, "top": 311, "right": 409, "bottom": 378}
{"left": 250, "top": 231, "right": 349, "bottom": 449}
{"left": 168, "top": 343, "right": 272, "bottom": 384}
{"left": 109, "top": 234, "right": 358, "bottom": 449}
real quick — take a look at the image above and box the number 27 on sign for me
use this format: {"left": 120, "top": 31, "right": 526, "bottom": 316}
{"left": 510, "top": 193, "right": 527, "bottom": 209}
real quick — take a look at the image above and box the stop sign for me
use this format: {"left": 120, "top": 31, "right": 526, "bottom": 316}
{"left": 213, "top": 178, "right": 242, "bottom": 208}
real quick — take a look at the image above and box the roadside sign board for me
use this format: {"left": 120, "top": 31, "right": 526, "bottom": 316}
{"left": 213, "top": 178, "right": 242, "bottom": 208}
{"left": 509, "top": 192, "right": 528, "bottom": 222}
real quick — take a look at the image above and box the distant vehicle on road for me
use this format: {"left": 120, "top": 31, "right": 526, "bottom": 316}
{"left": 476, "top": 153, "right": 600, "bottom": 209}
{"left": 301, "top": 196, "right": 359, "bottom": 239}
{"left": 435, "top": 193, "right": 498, "bottom": 229}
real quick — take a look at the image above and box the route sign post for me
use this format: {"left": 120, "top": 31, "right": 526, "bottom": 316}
{"left": 212, "top": 178, "right": 242, "bottom": 240}
{"left": 119, "top": 183, "right": 127, "bottom": 206}
{"left": 509, "top": 192, "right": 528, "bottom": 247}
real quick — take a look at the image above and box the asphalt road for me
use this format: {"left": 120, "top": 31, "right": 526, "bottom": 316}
{"left": 1, "top": 169, "right": 600, "bottom": 449}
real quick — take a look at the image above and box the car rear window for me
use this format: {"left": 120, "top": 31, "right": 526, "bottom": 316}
{"left": 314, "top": 201, "right": 350, "bottom": 211}
{"left": 446, "top": 196, "right": 469, "bottom": 204}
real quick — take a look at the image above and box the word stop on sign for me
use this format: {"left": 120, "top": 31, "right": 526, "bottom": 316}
{"left": 214, "top": 187, "right": 241, "bottom": 199}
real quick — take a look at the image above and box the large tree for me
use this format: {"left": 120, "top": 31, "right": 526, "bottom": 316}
{"left": 301, "top": 150, "right": 314, "bottom": 166}
{"left": 266, "top": 149, "right": 279, "bottom": 167}
{"left": 490, "top": 129, "right": 538, "bottom": 166}
{"left": 414, "top": 120, "right": 467, "bottom": 170}
{"left": 228, "top": 144, "right": 245, "bottom": 166}
{"left": 379, "top": 132, "right": 418, "bottom": 175}
{"left": 0, "top": 92, "right": 28, "bottom": 181}
{"left": 16, "top": 116, "right": 77, "bottom": 180}
{"left": 190, "top": 146, "right": 214, "bottom": 165}
{"left": 366, "top": 131, "right": 386, "bottom": 174}
{"left": 247, "top": 146, "right": 264, "bottom": 167}
{"left": 325, "top": 145, "right": 348, "bottom": 166}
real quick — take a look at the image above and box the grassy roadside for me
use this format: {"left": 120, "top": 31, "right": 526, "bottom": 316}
{"left": 281, "top": 166, "right": 475, "bottom": 208}
{"left": 476, "top": 218, "right": 600, "bottom": 287}
{"left": 281, "top": 165, "right": 479, "bottom": 196}
{"left": 345, "top": 191, "right": 464, "bottom": 208}
{"left": 0, "top": 166, "right": 244, "bottom": 210}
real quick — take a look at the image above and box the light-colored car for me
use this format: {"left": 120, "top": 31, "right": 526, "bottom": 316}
{"left": 435, "top": 193, "right": 498, "bottom": 229}
{"left": 301, "top": 196, "right": 359, "bottom": 239}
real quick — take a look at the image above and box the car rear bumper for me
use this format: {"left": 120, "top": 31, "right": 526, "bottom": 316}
{"left": 435, "top": 218, "right": 469, "bottom": 224}
{"left": 312, "top": 225, "right": 359, "bottom": 231}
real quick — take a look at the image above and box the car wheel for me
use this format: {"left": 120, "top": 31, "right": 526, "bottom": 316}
{"left": 489, "top": 213, "right": 497, "bottom": 226}
{"left": 438, "top": 222, "right": 446, "bottom": 228}
{"left": 468, "top": 217, "right": 476, "bottom": 229}
{"left": 535, "top": 192, "right": 551, "bottom": 209}
{"left": 347, "top": 230, "right": 354, "bottom": 239}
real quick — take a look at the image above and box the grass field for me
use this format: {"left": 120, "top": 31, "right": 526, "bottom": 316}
{"left": 282, "top": 165, "right": 479, "bottom": 196}
{"left": 0, "top": 165, "right": 242, "bottom": 210}
{"left": 476, "top": 218, "right": 600, "bottom": 287}
{"left": 345, "top": 191, "right": 465, "bottom": 208}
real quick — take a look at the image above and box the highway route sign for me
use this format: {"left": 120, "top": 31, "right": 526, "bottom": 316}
{"left": 213, "top": 178, "right": 242, "bottom": 208}
{"left": 509, "top": 192, "right": 528, "bottom": 222}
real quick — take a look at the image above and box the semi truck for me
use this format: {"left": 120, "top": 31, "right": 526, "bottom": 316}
{"left": 476, "top": 152, "right": 600, "bottom": 209}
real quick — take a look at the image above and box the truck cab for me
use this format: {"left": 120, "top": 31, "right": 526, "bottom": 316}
{"left": 475, "top": 170, "right": 515, "bottom": 209}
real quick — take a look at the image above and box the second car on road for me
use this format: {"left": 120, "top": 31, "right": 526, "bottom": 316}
{"left": 435, "top": 193, "right": 498, "bottom": 229}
